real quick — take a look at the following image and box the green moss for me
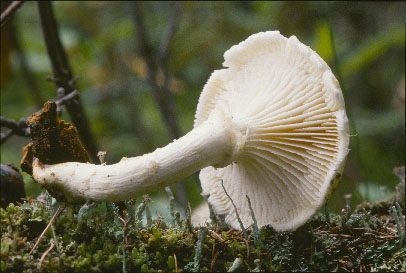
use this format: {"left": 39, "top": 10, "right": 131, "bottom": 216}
{"left": 140, "top": 263, "right": 149, "bottom": 272}
{"left": 1, "top": 260, "right": 6, "bottom": 272}
{"left": 104, "top": 254, "right": 120, "bottom": 269}
{"left": 1, "top": 180, "right": 404, "bottom": 272}
{"left": 167, "top": 255, "right": 175, "bottom": 270}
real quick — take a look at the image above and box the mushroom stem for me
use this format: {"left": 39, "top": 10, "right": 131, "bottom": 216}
{"left": 32, "top": 108, "right": 244, "bottom": 203}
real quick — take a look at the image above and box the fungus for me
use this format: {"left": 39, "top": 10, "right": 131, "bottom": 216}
{"left": 32, "top": 31, "right": 349, "bottom": 231}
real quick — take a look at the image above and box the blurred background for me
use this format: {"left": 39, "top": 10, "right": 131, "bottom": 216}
{"left": 1, "top": 1, "right": 405, "bottom": 215}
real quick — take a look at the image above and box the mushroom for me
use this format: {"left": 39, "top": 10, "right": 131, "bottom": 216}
{"left": 32, "top": 31, "right": 349, "bottom": 231}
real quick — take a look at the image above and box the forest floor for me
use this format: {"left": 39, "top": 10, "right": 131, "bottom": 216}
{"left": 1, "top": 178, "right": 405, "bottom": 272}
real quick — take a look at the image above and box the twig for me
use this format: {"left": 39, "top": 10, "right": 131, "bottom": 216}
{"left": 0, "top": 116, "right": 30, "bottom": 144}
{"left": 0, "top": 130, "right": 14, "bottom": 144}
{"left": 37, "top": 240, "right": 55, "bottom": 270}
{"left": 20, "top": 198, "right": 47, "bottom": 205}
{"left": 158, "top": 2, "right": 182, "bottom": 65}
{"left": 329, "top": 233, "right": 353, "bottom": 238}
{"left": 0, "top": 90, "right": 80, "bottom": 144}
{"left": 210, "top": 235, "right": 216, "bottom": 269}
{"left": 54, "top": 89, "right": 79, "bottom": 113}
{"left": 376, "top": 235, "right": 399, "bottom": 239}
{"left": 0, "top": 1, "right": 24, "bottom": 28}
{"left": 29, "top": 206, "right": 63, "bottom": 255}
{"left": 0, "top": 116, "right": 29, "bottom": 136}
{"left": 210, "top": 250, "right": 219, "bottom": 271}
{"left": 173, "top": 253, "right": 178, "bottom": 273}
{"left": 208, "top": 230, "right": 225, "bottom": 243}
{"left": 37, "top": 1, "right": 99, "bottom": 162}
{"left": 158, "top": 1, "right": 182, "bottom": 94}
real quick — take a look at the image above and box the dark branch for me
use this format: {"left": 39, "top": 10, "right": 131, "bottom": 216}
{"left": 1, "top": 130, "right": 15, "bottom": 144}
{"left": 0, "top": 90, "right": 80, "bottom": 144}
{"left": 54, "top": 89, "right": 79, "bottom": 111}
{"left": 0, "top": 1, "right": 24, "bottom": 28}
{"left": 37, "top": 2, "right": 72, "bottom": 86}
{"left": 37, "top": 1, "right": 99, "bottom": 162}
{"left": 0, "top": 116, "right": 28, "bottom": 134}
{"left": 0, "top": 116, "right": 30, "bottom": 144}
{"left": 132, "top": 1, "right": 182, "bottom": 139}
{"left": 158, "top": 2, "right": 182, "bottom": 102}
{"left": 158, "top": 2, "right": 182, "bottom": 67}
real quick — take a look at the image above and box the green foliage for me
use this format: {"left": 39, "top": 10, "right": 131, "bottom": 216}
{"left": 313, "top": 20, "right": 333, "bottom": 62}
{"left": 340, "top": 26, "right": 405, "bottom": 78}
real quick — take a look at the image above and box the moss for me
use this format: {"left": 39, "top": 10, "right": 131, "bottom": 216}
{"left": 167, "top": 255, "right": 175, "bottom": 270}
{"left": 1, "top": 180, "right": 405, "bottom": 272}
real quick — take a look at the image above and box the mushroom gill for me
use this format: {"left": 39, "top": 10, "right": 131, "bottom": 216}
{"left": 198, "top": 31, "right": 349, "bottom": 231}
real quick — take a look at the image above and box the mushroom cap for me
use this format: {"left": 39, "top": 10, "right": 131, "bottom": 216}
{"left": 194, "top": 31, "right": 350, "bottom": 232}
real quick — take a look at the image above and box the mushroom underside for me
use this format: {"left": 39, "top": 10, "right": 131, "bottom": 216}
{"left": 197, "top": 31, "right": 349, "bottom": 231}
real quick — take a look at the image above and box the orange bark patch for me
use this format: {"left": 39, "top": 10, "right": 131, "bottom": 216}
{"left": 20, "top": 101, "right": 89, "bottom": 175}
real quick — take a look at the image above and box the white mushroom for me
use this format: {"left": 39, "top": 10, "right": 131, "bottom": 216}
{"left": 32, "top": 31, "right": 349, "bottom": 231}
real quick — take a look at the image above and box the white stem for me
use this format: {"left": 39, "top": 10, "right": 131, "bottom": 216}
{"left": 32, "top": 109, "right": 244, "bottom": 202}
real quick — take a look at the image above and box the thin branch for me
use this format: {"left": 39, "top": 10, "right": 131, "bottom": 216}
{"left": 29, "top": 206, "right": 62, "bottom": 255}
{"left": 158, "top": 2, "right": 182, "bottom": 118}
{"left": 37, "top": 1, "right": 72, "bottom": 85}
{"left": 0, "top": 90, "right": 79, "bottom": 144}
{"left": 173, "top": 253, "right": 178, "bottom": 273}
{"left": 0, "top": 116, "right": 30, "bottom": 144}
{"left": 132, "top": 1, "right": 181, "bottom": 140}
{"left": 158, "top": 2, "right": 182, "bottom": 66}
{"left": 1, "top": 1, "right": 24, "bottom": 28}
{"left": 0, "top": 116, "right": 28, "bottom": 135}
{"left": 37, "top": 1, "right": 99, "bottom": 162}
{"left": 0, "top": 130, "right": 14, "bottom": 144}
{"left": 54, "top": 89, "right": 79, "bottom": 113}
{"left": 37, "top": 241, "right": 55, "bottom": 270}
